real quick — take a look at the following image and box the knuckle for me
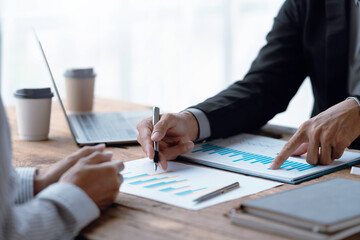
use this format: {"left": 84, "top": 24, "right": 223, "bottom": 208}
{"left": 322, "top": 132, "right": 332, "bottom": 141}
{"left": 163, "top": 113, "right": 172, "bottom": 121}
{"left": 282, "top": 143, "right": 292, "bottom": 152}
{"left": 82, "top": 146, "right": 92, "bottom": 154}
{"left": 136, "top": 120, "right": 143, "bottom": 130}
{"left": 117, "top": 163, "right": 125, "bottom": 172}
{"left": 335, "top": 151, "right": 344, "bottom": 159}
{"left": 105, "top": 165, "right": 118, "bottom": 175}
{"left": 118, "top": 174, "right": 124, "bottom": 183}
{"left": 313, "top": 127, "right": 322, "bottom": 139}
{"left": 93, "top": 152, "right": 102, "bottom": 158}
{"left": 299, "top": 121, "right": 310, "bottom": 131}
{"left": 112, "top": 181, "right": 120, "bottom": 191}
{"left": 141, "top": 134, "right": 150, "bottom": 142}
{"left": 161, "top": 148, "right": 174, "bottom": 160}
{"left": 66, "top": 155, "right": 76, "bottom": 162}
{"left": 343, "top": 139, "right": 352, "bottom": 148}
{"left": 333, "top": 139, "right": 343, "bottom": 148}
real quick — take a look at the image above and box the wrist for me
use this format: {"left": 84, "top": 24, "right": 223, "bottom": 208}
{"left": 347, "top": 96, "right": 360, "bottom": 108}
{"left": 33, "top": 170, "right": 49, "bottom": 195}
{"left": 346, "top": 97, "right": 360, "bottom": 136}
{"left": 182, "top": 111, "right": 199, "bottom": 141}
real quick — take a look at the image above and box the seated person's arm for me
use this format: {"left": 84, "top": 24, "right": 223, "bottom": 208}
{"left": 1, "top": 99, "right": 124, "bottom": 240}
{"left": 137, "top": 0, "right": 307, "bottom": 169}
{"left": 271, "top": 98, "right": 360, "bottom": 169}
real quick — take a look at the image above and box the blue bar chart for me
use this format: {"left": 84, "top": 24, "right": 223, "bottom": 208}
{"left": 160, "top": 186, "right": 190, "bottom": 192}
{"left": 145, "top": 179, "right": 188, "bottom": 189}
{"left": 130, "top": 176, "right": 171, "bottom": 185}
{"left": 124, "top": 171, "right": 211, "bottom": 197}
{"left": 192, "top": 143, "right": 315, "bottom": 172}
{"left": 120, "top": 158, "right": 283, "bottom": 210}
{"left": 175, "top": 187, "right": 207, "bottom": 196}
{"left": 181, "top": 133, "right": 360, "bottom": 184}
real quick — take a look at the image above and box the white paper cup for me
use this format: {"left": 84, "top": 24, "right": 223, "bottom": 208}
{"left": 64, "top": 68, "right": 96, "bottom": 112}
{"left": 14, "top": 88, "right": 54, "bottom": 141}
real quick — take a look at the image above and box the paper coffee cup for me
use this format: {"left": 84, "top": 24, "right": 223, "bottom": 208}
{"left": 14, "top": 88, "right": 54, "bottom": 141}
{"left": 64, "top": 68, "right": 96, "bottom": 112}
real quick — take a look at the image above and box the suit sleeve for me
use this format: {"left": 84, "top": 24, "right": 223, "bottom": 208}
{"left": 191, "top": 0, "right": 307, "bottom": 139}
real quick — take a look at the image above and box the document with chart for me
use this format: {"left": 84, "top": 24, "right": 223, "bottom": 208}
{"left": 119, "top": 158, "right": 282, "bottom": 210}
{"left": 181, "top": 134, "right": 360, "bottom": 184}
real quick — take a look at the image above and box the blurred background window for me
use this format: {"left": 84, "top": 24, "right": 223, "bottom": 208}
{"left": 0, "top": 0, "right": 313, "bottom": 128}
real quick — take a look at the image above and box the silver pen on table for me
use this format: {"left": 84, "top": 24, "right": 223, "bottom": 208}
{"left": 193, "top": 182, "right": 240, "bottom": 204}
{"left": 152, "top": 106, "right": 160, "bottom": 171}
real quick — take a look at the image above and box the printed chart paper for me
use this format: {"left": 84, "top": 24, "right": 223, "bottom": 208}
{"left": 182, "top": 134, "right": 360, "bottom": 184}
{"left": 120, "top": 158, "right": 282, "bottom": 210}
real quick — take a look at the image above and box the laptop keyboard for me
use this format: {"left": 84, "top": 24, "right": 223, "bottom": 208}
{"left": 70, "top": 113, "right": 138, "bottom": 142}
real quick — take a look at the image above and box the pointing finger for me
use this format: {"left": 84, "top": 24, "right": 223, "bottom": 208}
{"left": 270, "top": 131, "right": 305, "bottom": 169}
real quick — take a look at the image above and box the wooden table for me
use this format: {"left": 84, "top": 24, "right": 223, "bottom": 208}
{"left": 7, "top": 98, "right": 360, "bottom": 240}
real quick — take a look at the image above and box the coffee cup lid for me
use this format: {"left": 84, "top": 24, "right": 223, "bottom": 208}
{"left": 64, "top": 68, "right": 96, "bottom": 79}
{"left": 14, "top": 88, "right": 54, "bottom": 99}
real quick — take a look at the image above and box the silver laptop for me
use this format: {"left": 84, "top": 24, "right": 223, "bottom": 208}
{"left": 35, "top": 33, "right": 151, "bottom": 146}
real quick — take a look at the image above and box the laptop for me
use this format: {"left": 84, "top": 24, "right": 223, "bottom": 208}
{"left": 35, "top": 33, "right": 152, "bottom": 146}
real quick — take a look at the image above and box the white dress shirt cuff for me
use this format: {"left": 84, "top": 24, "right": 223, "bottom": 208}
{"left": 347, "top": 96, "right": 360, "bottom": 106}
{"left": 15, "top": 167, "right": 37, "bottom": 203}
{"left": 186, "top": 108, "right": 211, "bottom": 141}
{"left": 37, "top": 182, "right": 100, "bottom": 232}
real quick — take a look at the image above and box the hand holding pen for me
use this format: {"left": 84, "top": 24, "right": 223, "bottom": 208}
{"left": 137, "top": 109, "right": 197, "bottom": 170}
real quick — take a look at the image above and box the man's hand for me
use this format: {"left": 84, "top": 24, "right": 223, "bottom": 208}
{"left": 270, "top": 99, "right": 360, "bottom": 169}
{"left": 34, "top": 144, "right": 106, "bottom": 195}
{"left": 60, "top": 151, "right": 124, "bottom": 210}
{"left": 137, "top": 111, "right": 198, "bottom": 170}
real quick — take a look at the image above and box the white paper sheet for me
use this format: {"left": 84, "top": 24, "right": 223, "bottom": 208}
{"left": 351, "top": 166, "right": 360, "bottom": 176}
{"left": 119, "top": 158, "right": 282, "bottom": 210}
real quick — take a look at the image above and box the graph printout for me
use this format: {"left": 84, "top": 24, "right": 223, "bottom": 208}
{"left": 182, "top": 134, "right": 360, "bottom": 184}
{"left": 120, "top": 158, "right": 282, "bottom": 210}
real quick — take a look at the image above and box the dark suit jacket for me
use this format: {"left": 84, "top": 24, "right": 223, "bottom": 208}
{"left": 192, "top": 0, "right": 359, "bottom": 146}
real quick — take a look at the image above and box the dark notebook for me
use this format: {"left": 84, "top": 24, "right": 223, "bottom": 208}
{"left": 230, "top": 178, "right": 360, "bottom": 240}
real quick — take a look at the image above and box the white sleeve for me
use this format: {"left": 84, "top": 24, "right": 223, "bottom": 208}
{"left": 186, "top": 108, "right": 211, "bottom": 141}
{"left": 14, "top": 167, "right": 37, "bottom": 204}
{"left": 0, "top": 96, "right": 100, "bottom": 240}
{"left": 2, "top": 183, "right": 100, "bottom": 240}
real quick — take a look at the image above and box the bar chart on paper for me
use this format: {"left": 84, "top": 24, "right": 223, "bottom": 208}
{"left": 119, "top": 158, "right": 282, "bottom": 210}
{"left": 181, "top": 134, "right": 360, "bottom": 184}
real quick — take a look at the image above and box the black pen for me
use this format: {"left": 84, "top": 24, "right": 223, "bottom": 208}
{"left": 152, "top": 106, "right": 160, "bottom": 171}
{"left": 193, "top": 182, "right": 240, "bottom": 204}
